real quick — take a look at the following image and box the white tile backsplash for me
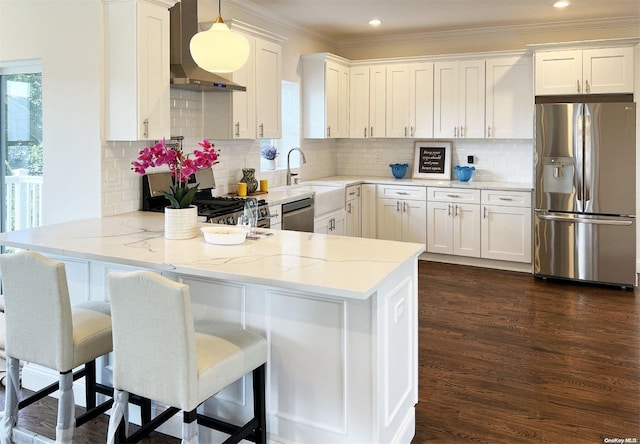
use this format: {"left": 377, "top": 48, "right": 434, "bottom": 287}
{"left": 101, "top": 89, "right": 533, "bottom": 216}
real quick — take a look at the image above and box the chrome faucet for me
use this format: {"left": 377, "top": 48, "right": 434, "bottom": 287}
{"left": 286, "top": 147, "right": 307, "bottom": 186}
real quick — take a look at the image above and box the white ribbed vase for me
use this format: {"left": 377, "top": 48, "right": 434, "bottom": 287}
{"left": 164, "top": 205, "right": 198, "bottom": 240}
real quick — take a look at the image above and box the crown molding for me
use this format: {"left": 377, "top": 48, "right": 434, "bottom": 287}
{"left": 336, "top": 17, "right": 640, "bottom": 50}
{"left": 224, "top": 0, "right": 337, "bottom": 48}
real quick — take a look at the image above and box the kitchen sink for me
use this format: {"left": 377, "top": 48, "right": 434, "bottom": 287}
{"left": 273, "top": 184, "right": 345, "bottom": 216}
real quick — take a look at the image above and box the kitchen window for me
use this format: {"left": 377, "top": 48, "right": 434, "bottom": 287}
{"left": 0, "top": 65, "right": 43, "bottom": 248}
{"left": 260, "top": 80, "right": 301, "bottom": 171}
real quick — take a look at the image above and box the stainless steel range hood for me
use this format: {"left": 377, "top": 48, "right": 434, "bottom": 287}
{"left": 169, "top": 0, "right": 246, "bottom": 92}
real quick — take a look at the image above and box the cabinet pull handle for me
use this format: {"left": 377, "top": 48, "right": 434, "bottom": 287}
{"left": 396, "top": 201, "right": 400, "bottom": 212}
{"left": 454, "top": 204, "right": 459, "bottom": 217}
{"left": 448, "top": 204, "right": 451, "bottom": 216}
{"left": 259, "top": 123, "right": 264, "bottom": 138}
{"left": 484, "top": 206, "right": 487, "bottom": 218}
{"left": 410, "top": 126, "right": 414, "bottom": 137}
{"left": 357, "top": 188, "right": 361, "bottom": 197}
{"left": 347, "top": 202, "right": 352, "bottom": 214}
{"left": 585, "top": 79, "right": 590, "bottom": 93}
{"left": 487, "top": 125, "right": 491, "bottom": 138}
{"left": 364, "top": 127, "right": 367, "bottom": 138}
{"left": 460, "top": 126, "right": 465, "bottom": 137}
{"left": 404, "top": 126, "right": 407, "bottom": 137}
{"left": 235, "top": 122, "right": 240, "bottom": 137}
{"left": 498, "top": 197, "right": 513, "bottom": 201}
{"left": 370, "top": 126, "right": 374, "bottom": 137}
{"left": 577, "top": 79, "right": 581, "bottom": 93}
{"left": 143, "top": 118, "right": 149, "bottom": 139}
{"left": 327, "top": 126, "right": 331, "bottom": 137}
{"left": 403, "top": 201, "right": 407, "bottom": 212}
{"left": 446, "top": 194, "right": 460, "bottom": 198}
{"left": 397, "top": 191, "right": 410, "bottom": 195}
{"left": 454, "top": 126, "right": 458, "bottom": 137}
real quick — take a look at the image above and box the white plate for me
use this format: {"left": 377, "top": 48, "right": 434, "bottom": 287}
{"left": 201, "top": 226, "right": 247, "bottom": 245}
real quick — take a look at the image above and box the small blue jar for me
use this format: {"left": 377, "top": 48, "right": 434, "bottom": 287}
{"left": 389, "top": 163, "right": 409, "bottom": 179}
{"left": 454, "top": 166, "right": 475, "bottom": 182}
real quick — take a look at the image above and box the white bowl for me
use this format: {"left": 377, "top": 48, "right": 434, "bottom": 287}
{"left": 201, "top": 226, "right": 247, "bottom": 245}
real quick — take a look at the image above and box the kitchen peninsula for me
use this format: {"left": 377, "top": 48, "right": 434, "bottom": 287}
{"left": 0, "top": 212, "right": 424, "bottom": 444}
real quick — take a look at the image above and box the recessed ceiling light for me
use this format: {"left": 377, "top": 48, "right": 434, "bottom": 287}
{"left": 369, "top": 18, "right": 382, "bottom": 27}
{"left": 553, "top": 1, "right": 570, "bottom": 8}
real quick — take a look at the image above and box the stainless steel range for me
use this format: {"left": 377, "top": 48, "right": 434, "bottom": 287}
{"left": 141, "top": 169, "right": 271, "bottom": 228}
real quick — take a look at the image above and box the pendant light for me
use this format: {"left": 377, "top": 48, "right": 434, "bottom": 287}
{"left": 189, "top": 0, "right": 250, "bottom": 74}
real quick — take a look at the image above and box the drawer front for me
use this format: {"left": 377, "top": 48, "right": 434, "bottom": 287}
{"left": 481, "top": 190, "right": 531, "bottom": 207}
{"left": 377, "top": 184, "right": 426, "bottom": 201}
{"left": 428, "top": 187, "right": 480, "bottom": 204}
{"left": 346, "top": 185, "right": 360, "bottom": 202}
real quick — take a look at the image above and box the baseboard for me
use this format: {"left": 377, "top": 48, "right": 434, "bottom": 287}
{"left": 419, "top": 253, "right": 533, "bottom": 273}
{"left": 391, "top": 407, "right": 415, "bottom": 444}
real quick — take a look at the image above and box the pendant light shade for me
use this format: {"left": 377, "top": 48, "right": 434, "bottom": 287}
{"left": 189, "top": 1, "right": 250, "bottom": 74}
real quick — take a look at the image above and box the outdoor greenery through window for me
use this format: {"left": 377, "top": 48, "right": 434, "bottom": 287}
{"left": 0, "top": 72, "right": 43, "bottom": 234}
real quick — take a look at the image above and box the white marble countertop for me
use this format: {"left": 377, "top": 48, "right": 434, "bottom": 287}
{"left": 261, "top": 176, "right": 532, "bottom": 206}
{"left": 0, "top": 212, "right": 425, "bottom": 300}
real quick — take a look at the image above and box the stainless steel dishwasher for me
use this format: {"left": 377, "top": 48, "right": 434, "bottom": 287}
{"left": 281, "top": 197, "right": 314, "bottom": 232}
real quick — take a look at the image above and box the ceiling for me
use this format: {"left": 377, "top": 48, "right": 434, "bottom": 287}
{"left": 242, "top": 0, "right": 640, "bottom": 42}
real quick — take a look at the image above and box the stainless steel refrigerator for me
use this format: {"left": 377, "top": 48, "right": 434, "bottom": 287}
{"left": 534, "top": 100, "right": 636, "bottom": 287}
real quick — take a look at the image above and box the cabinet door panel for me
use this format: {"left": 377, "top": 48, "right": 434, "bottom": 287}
{"left": 369, "top": 66, "right": 387, "bottom": 138}
{"left": 481, "top": 205, "right": 532, "bottom": 263}
{"left": 386, "top": 65, "right": 411, "bottom": 138}
{"left": 459, "top": 60, "right": 485, "bottom": 138}
{"left": 411, "top": 63, "right": 434, "bottom": 138}
{"left": 402, "top": 200, "right": 426, "bottom": 245}
{"left": 349, "top": 66, "right": 370, "bottom": 138}
{"left": 256, "top": 40, "right": 281, "bottom": 138}
{"left": 453, "top": 204, "right": 480, "bottom": 257}
{"left": 433, "top": 62, "right": 459, "bottom": 138}
{"left": 534, "top": 50, "right": 582, "bottom": 95}
{"left": 377, "top": 199, "right": 402, "bottom": 241}
{"left": 583, "top": 47, "right": 634, "bottom": 94}
{"left": 427, "top": 202, "right": 452, "bottom": 254}
{"left": 486, "top": 56, "right": 533, "bottom": 139}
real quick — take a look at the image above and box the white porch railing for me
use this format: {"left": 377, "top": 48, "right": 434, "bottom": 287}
{"left": 5, "top": 174, "right": 43, "bottom": 231}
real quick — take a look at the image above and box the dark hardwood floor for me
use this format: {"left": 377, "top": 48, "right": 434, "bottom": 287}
{"left": 1, "top": 261, "right": 638, "bottom": 443}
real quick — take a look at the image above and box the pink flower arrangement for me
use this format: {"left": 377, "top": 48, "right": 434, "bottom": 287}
{"left": 132, "top": 138, "right": 219, "bottom": 209}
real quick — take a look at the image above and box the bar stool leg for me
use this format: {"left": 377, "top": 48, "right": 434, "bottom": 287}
{"left": 56, "top": 370, "right": 75, "bottom": 443}
{"left": 0, "top": 357, "right": 20, "bottom": 444}
{"left": 107, "top": 389, "right": 129, "bottom": 444}
{"left": 182, "top": 409, "right": 198, "bottom": 444}
{"left": 253, "top": 364, "right": 267, "bottom": 444}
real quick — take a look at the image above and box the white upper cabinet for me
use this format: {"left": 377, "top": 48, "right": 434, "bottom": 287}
{"left": 386, "top": 62, "right": 434, "bottom": 138}
{"left": 349, "top": 65, "right": 386, "bottom": 138}
{"left": 534, "top": 46, "right": 634, "bottom": 95}
{"left": 105, "top": 0, "right": 177, "bottom": 141}
{"left": 303, "top": 54, "right": 349, "bottom": 139}
{"left": 202, "top": 23, "right": 283, "bottom": 140}
{"left": 485, "top": 55, "right": 533, "bottom": 139}
{"left": 255, "top": 39, "right": 282, "bottom": 138}
{"left": 434, "top": 60, "right": 485, "bottom": 138}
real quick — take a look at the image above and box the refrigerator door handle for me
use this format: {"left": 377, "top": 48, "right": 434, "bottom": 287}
{"left": 583, "top": 105, "right": 592, "bottom": 205}
{"left": 536, "top": 211, "right": 634, "bottom": 226}
{"left": 575, "top": 104, "right": 584, "bottom": 205}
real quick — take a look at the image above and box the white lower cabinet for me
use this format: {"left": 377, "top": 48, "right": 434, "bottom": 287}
{"left": 315, "top": 209, "right": 346, "bottom": 235}
{"left": 427, "top": 188, "right": 481, "bottom": 257}
{"left": 345, "top": 185, "right": 361, "bottom": 237}
{"left": 376, "top": 185, "right": 426, "bottom": 244}
{"left": 481, "top": 190, "right": 532, "bottom": 263}
{"left": 361, "top": 184, "right": 377, "bottom": 239}
{"left": 269, "top": 204, "right": 282, "bottom": 230}
{"left": 427, "top": 187, "right": 532, "bottom": 264}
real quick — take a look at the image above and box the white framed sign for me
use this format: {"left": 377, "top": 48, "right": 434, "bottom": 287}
{"left": 412, "top": 141, "right": 451, "bottom": 179}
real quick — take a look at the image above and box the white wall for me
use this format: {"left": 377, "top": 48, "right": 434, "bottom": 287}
{"left": 0, "top": 0, "right": 103, "bottom": 224}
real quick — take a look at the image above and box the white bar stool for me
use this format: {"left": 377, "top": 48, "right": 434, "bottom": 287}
{"left": 106, "top": 270, "right": 267, "bottom": 444}
{"left": 0, "top": 251, "right": 114, "bottom": 444}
